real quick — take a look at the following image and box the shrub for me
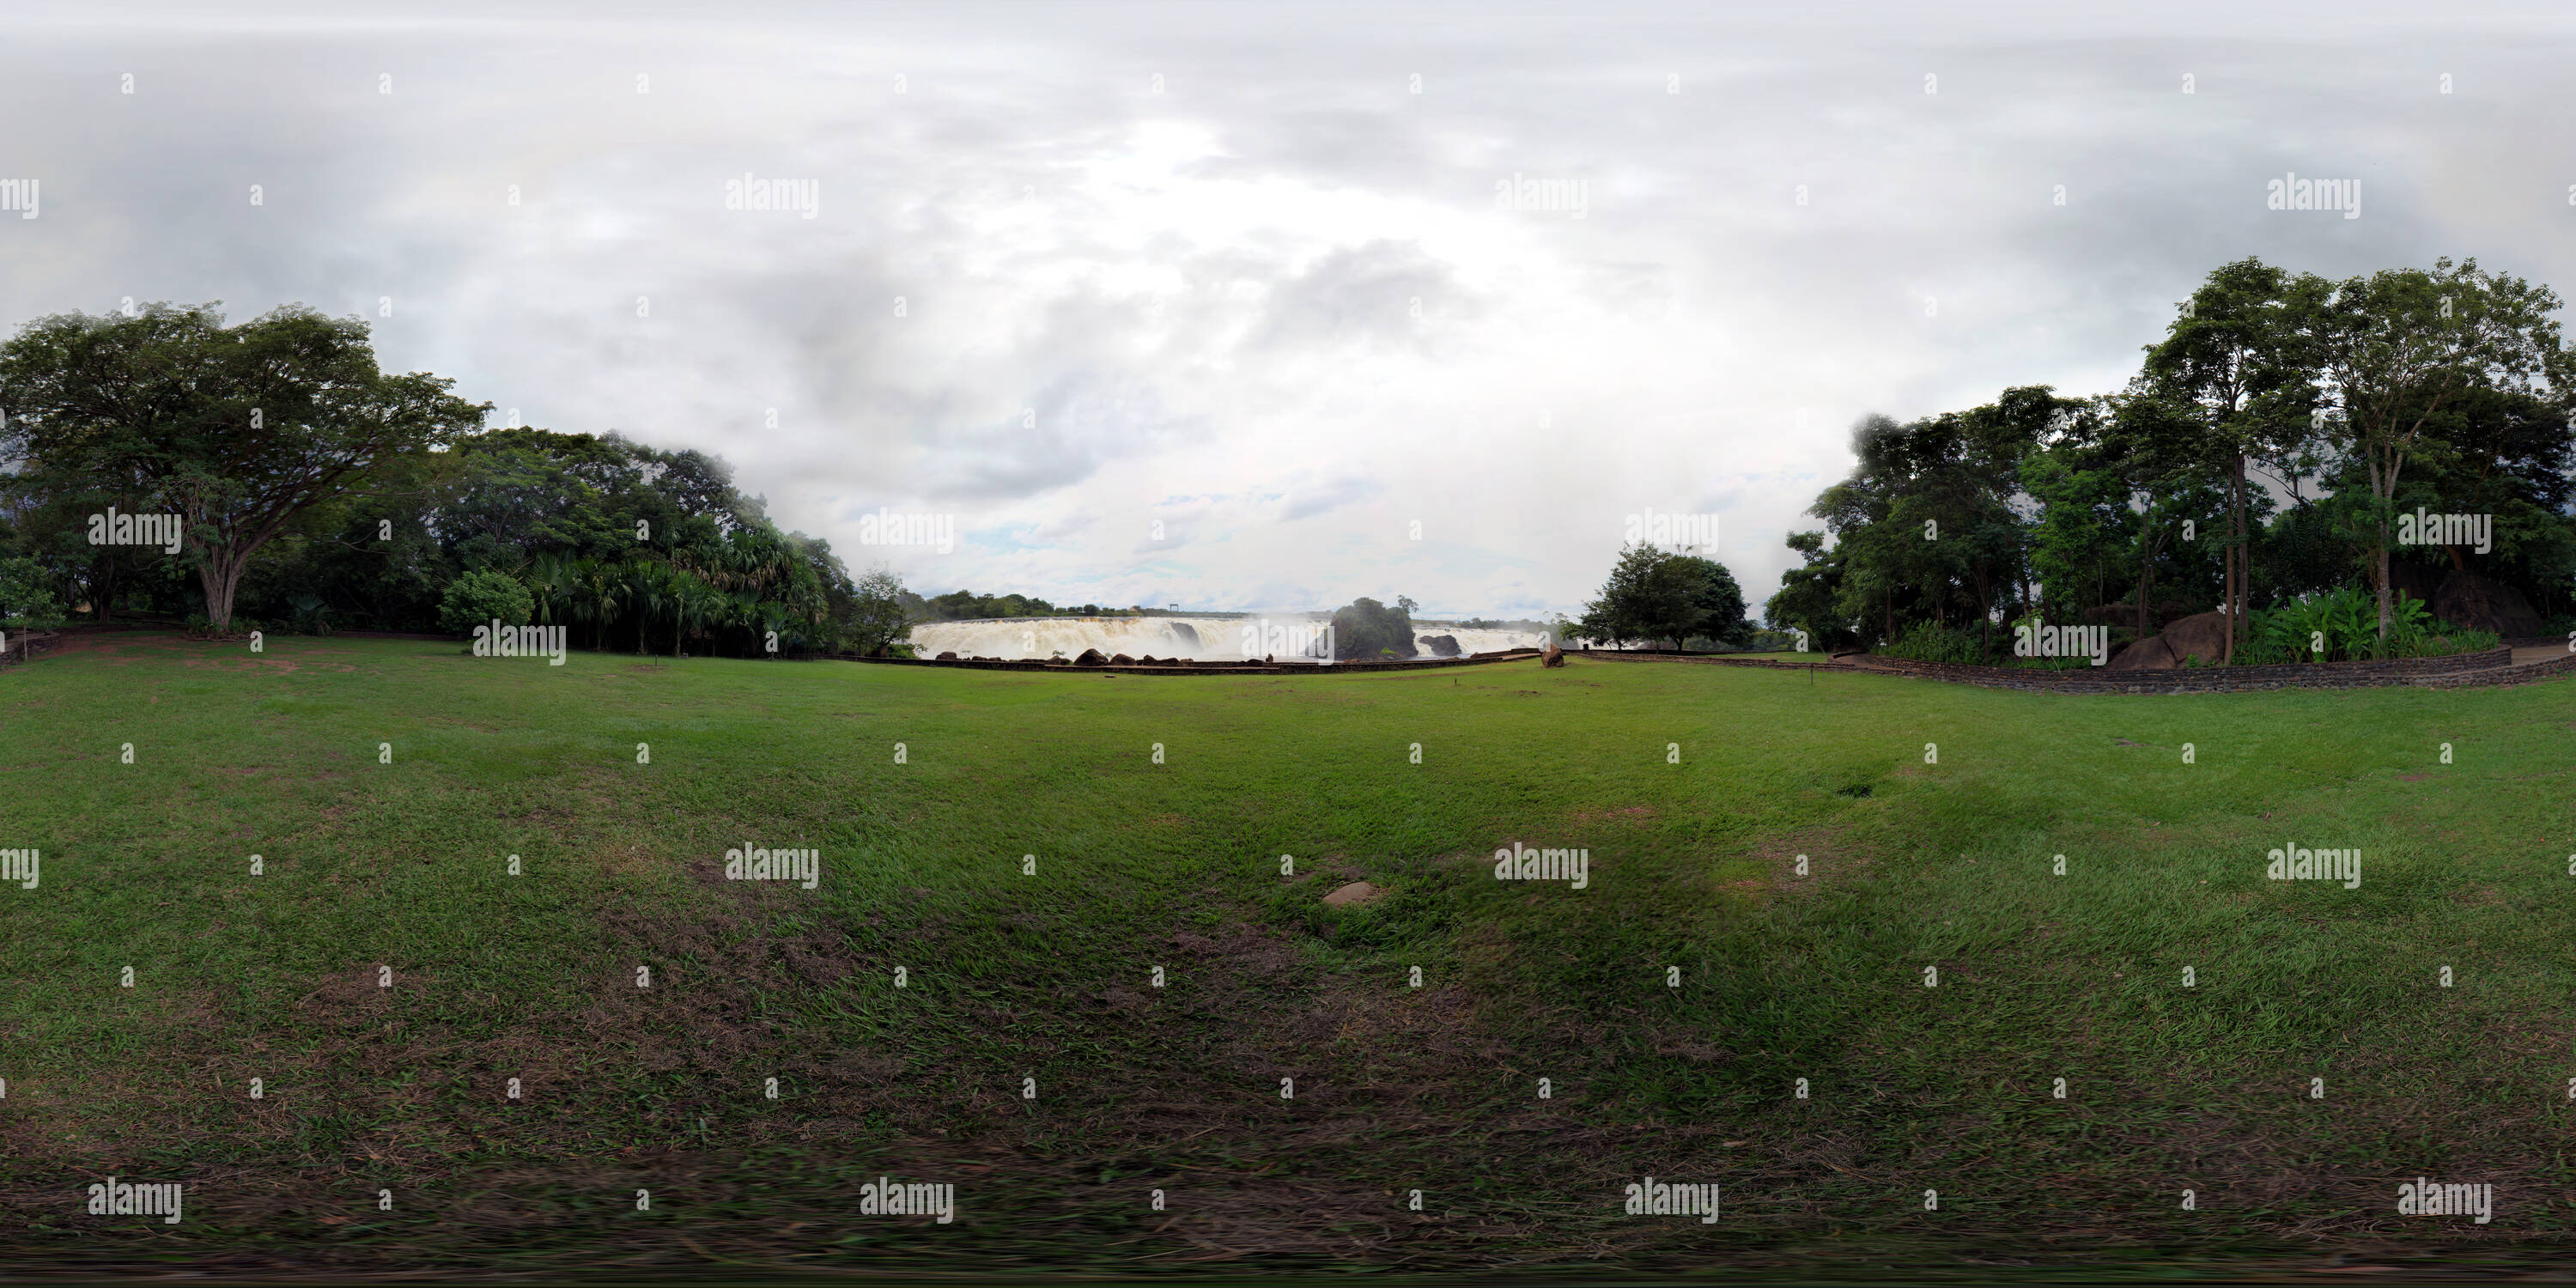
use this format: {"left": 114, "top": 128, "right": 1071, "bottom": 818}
{"left": 438, "top": 569, "right": 535, "bottom": 637}
{"left": 0, "top": 556, "right": 65, "bottom": 628}
{"left": 2241, "top": 588, "right": 2497, "bottom": 664}
{"left": 1877, "top": 621, "right": 1987, "bottom": 665}
{"left": 287, "top": 592, "right": 335, "bottom": 637}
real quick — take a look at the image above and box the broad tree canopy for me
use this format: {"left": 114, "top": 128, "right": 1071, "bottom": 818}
{"left": 0, "top": 302, "right": 488, "bottom": 629}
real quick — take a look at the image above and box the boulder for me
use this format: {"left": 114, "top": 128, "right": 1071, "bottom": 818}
{"left": 935, "top": 651, "right": 957, "bottom": 660}
{"left": 1137, "top": 654, "right": 1157, "bottom": 664}
{"left": 1540, "top": 644, "right": 1566, "bottom": 668}
{"left": 2158, "top": 611, "right": 2233, "bottom": 666}
{"left": 2389, "top": 562, "right": 2446, "bottom": 612}
{"left": 1419, "top": 633, "right": 1463, "bottom": 657}
{"left": 1109, "top": 653, "right": 1137, "bottom": 665}
{"left": 2434, "top": 569, "right": 2544, "bottom": 638}
{"left": 1073, "top": 648, "right": 1107, "bottom": 666}
{"left": 2081, "top": 600, "right": 2200, "bottom": 629}
{"left": 1321, "top": 880, "right": 1383, "bottom": 908}
{"left": 2105, "top": 635, "right": 2177, "bottom": 671}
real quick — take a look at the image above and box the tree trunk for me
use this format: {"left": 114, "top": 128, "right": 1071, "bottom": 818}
{"left": 2377, "top": 543, "right": 2392, "bottom": 640}
{"left": 93, "top": 553, "right": 117, "bottom": 623}
{"left": 2224, "top": 459, "right": 2244, "bottom": 665}
{"left": 2370, "top": 456, "right": 2392, "bottom": 639}
{"left": 2137, "top": 549, "right": 2154, "bottom": 637}
{"left": 1975, "top": 567, "right": 1992, "bottom": 659}
{"left": 198, "top": 552, "right": 246, "bottom": 633}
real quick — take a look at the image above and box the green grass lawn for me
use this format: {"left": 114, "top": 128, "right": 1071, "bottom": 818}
{"left": 3, "top": 629, "right": 2573, "bottom": 1273}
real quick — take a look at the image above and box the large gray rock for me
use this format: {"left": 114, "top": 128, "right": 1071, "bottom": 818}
{"left": 2082, "top": 601, "right": 2198, "bottom": 629}
{"left": 1074, "top": 647, "right": 1107, "bottom": 666}
{"left": 2105, "top": 635, "right": 2177, "bottom": 671}
{"left": 2159, "top": 611, "right": 2233, "bottom": 666}
{"left": 2389, "top": 563, "right": 2446, "bottom": 612}
{"left": 2434, "top": 569, "right": 2544, "bottom": 637}
{"left": 1419, "top": 633, "right": 1463, "bottom": 657}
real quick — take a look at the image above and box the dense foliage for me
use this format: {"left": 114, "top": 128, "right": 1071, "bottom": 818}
{"left": 1566, "top": 544, "right": 1753, "bottom": 650}
{"left": 1759, "top": 256, "right": 2576, "bottom": 661}
{"left": 0, "top": 305, "right": 906, "bottom": 656}
{"left": 1329, "top": 596, "right": 1418, "bottom": 659}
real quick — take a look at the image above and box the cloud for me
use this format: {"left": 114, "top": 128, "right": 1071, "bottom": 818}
{"left": 3, "top": 0, "right": 2574, "bottom": 617}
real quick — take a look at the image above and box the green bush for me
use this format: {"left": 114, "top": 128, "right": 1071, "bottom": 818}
{"left": 286, "top": 592, "right": 336, "bottom": 637}
{"left": 0, "top": 556, "right": 65, "bottom": 628}
{"left": 2240, "top": 588, "right": 2498, "bottom": 664}
{"left": 438, "top": 569, "right": 535, "bottom": 637}
{"left": 1877, "top": 621, "right": 1987, "bottom": 665}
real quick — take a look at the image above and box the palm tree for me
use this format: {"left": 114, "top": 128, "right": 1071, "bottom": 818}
{"left": 574, "top": 557, "right": 624, "bottom": 653}
{"left": 526, "top": 553, "right": 574, "bottom": 630}
{"left": 629, "top": 561, "right": 668, "bottom": 655}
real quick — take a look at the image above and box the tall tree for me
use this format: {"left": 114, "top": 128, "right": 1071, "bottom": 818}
{"left": 2139, "top": 258, "right": 2310, "bottom": 661}
{"left": 2292, "top": 258, "right": 2571, "bottom": 636}
{"left": 0, "top": 303, "right": 488, "bottom": 629}
{"left": 2096, "top": 390, "right": 2226, "bottom": 636}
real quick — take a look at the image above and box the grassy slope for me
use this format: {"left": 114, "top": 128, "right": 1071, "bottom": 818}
{"left": 2, "top": 631, "right": 2572, "bottom": 1273}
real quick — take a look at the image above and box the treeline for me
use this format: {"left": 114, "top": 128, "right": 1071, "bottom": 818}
{"left": 1762, "top": 257, "right": 2576, "bottom": 661}
{"left": 918, "top": 591, "right": 1143, "bottom": 620}
{"left": 1562, "top": 545, "right": 1754, "bottom": 650}
{"left": 0, "top": 303, "right": 913, "bottom": 656}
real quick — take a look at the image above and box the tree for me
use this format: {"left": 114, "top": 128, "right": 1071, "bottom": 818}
{"left": 849, "top": 564, "right": 916, "bottom": 656}
{"left": 1663, "top": 553, "right": 1751, "bottom": 647}
{"left": 1579, "top": 544, "right": 1747, "bottom": 648}
{"left": 2096, "top": 391, "right": 2226, "bottom": 635}
{"left": 2139, "top": 258, "right": 2312, "bottom": 661}
{"left": 1764, "top": 530, "right": 1847, "bottom": 647}
{"left": 0, "top": 303, "right": 489, "bottom": 630}
{"left": 2293, "top": 258, "right": 2572, "bottom": 636}
{"left": 438, "top": 568, "right": 533, "bottom": 636}
{"left": 1329, "top": 596, "right": 1416, "bottom": 659}
{"left": 2017, "top": 444, "right": 2131, "bottom": 623}
{"left": 0, "top": 554, "right": 65, "bottom": 625}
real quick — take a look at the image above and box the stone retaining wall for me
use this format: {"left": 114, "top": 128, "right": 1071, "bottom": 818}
{"left": 1585, "top": 641, "right": 2567, "bottom": 693}
{"left": 0, "top": 629, "right": 58, "bottom": 671}
{"left": 2415, "top": 649, "right": 2576, "bottom": 689}
{"left": 1844, "top": 646, "right": 2515, "bottom": 694}
{"left": 1578, "top": 653, "right": 1838, "bottom": 671}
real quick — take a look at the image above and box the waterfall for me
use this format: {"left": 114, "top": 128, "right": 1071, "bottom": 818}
{"left": 906, "top": 616, "right": 1549, "bottom": 661}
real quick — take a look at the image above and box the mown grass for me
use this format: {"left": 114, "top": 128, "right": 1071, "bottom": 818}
{"left": 3, "top": 629, "right": 2574, "bottom": 1275}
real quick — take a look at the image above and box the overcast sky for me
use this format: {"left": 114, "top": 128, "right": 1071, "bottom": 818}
{"left": 4, "top": 1, "right": 2573, "bottom": 617}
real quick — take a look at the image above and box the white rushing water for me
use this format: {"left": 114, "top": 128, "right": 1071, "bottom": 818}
{"left": 907, "top": 616, "right": 1551, "bottom": 661}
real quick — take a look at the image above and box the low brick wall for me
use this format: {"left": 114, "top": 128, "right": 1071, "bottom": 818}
{"left": 1844, "top": 646, "right": 2517, "bottom": 694}
{"left": 843, "top": 649, "right": 1542, "bottom": 676}
{"left": 1578, "top": 652, "right": 1838, "bottom": 671}
{"left": 2416, "top": 649, "right": 2576, "bottom": 689}
{"left": 0, "top": 629, "right": 58, "bottom": 671}
{"left": 1582, "top": 641, "right": 2570, "bottom": 693}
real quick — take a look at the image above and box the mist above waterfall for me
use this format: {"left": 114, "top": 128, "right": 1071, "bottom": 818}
{"left": 908, "top": 616, "right": 1550, "bottom": 661}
